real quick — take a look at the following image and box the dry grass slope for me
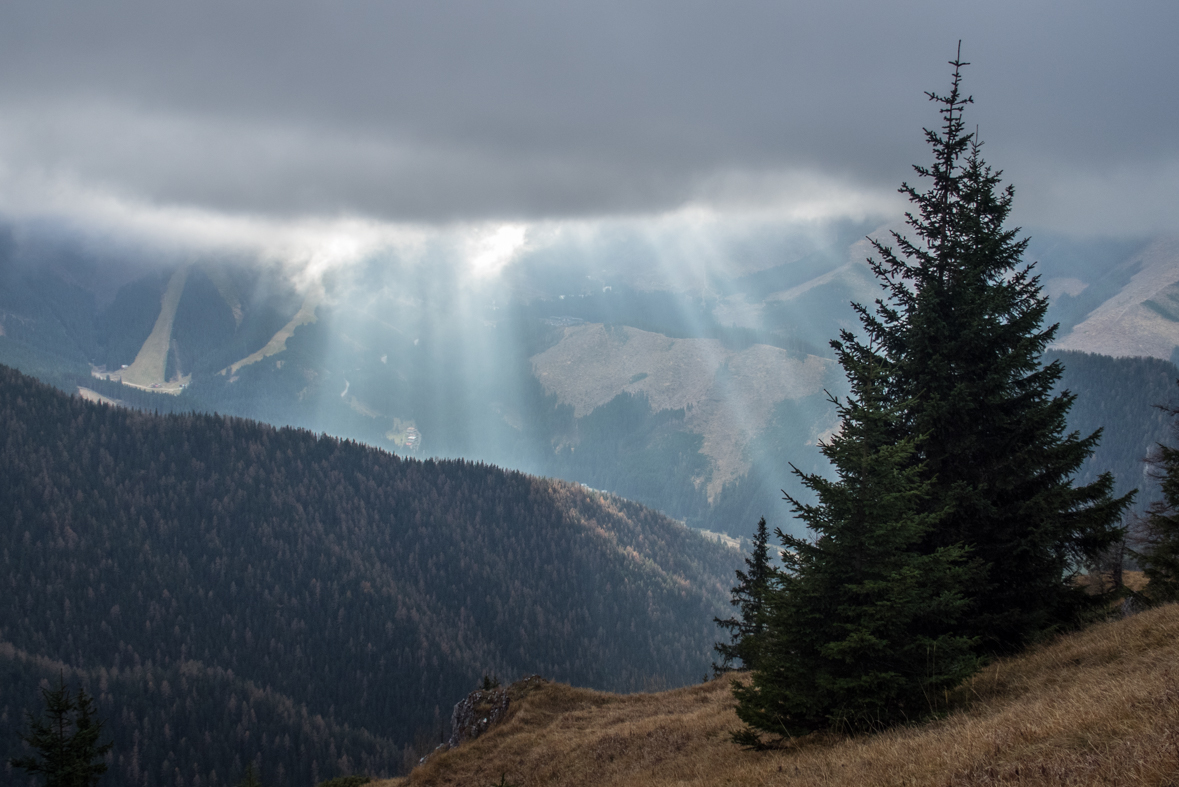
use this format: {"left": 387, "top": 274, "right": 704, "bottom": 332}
{"left": 1054, "top": 237, "right": 1179, "bottom": 360}
{"left": 530, "top": 324, "right": 832, "bottom": 497}
{"left": 122, "top": 266, "right": 189, "bottom": 389}
{"left": 377, "top": 603, "right": 1179, "bottom": 787}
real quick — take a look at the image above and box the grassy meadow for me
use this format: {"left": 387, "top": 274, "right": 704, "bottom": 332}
{"left": 377, "top": 601, "right": 1179, "bottom": 787}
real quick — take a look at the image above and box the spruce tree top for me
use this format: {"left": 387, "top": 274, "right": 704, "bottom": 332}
{"left": 857, "top": 49, "right": 1048, "bottom": 398}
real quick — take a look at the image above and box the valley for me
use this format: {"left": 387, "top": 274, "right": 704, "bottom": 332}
{"left": 2, "top": 227, "right": 1179, "bottom": 541}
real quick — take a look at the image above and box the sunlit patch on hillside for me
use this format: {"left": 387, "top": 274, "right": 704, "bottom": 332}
{"left": 531, "top": 324, "right": 832, "bottom": 498}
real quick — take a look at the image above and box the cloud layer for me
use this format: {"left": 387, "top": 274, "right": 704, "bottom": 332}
{"left": 0, "top": 0, "right": 1175, "bottom": 262}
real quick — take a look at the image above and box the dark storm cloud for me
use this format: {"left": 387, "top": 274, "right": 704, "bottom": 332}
{"left": 0, "top": 0, "right": 1175, "bottom": 231}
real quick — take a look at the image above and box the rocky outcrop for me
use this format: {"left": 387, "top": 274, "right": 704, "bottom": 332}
{"left": 448, "top": 687, "right": 510, "bottom": 748}
{"left": 446, "top": 676, "right": 549, "bottom": 749}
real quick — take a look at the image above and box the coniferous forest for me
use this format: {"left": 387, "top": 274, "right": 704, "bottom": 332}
{"left": 0, "top": 363, "right": 741, "bottom": 785}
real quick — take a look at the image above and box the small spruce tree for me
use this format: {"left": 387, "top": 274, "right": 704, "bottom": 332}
{"left": 10, "top": 676, "right": 112, "bottom": 787}
{"left": 1134, "top": 399, "right": 1179, "bottom": 603}
{"left": 714, "top": 517, "right": 772, "bottom": 673}
{"left": 732, "top": 359, "right": 978, "bottom": 742}
{"left": 237, "top": 762, "right": 263, "bottom": 787}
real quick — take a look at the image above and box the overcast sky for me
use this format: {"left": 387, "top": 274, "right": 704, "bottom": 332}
{"left": 0, "top": 1, "right": 1175, "bottom": 274}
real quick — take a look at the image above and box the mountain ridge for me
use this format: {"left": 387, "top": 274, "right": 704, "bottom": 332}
{"left": 1054, "top": 236, "right": 1179, "bottom": 359}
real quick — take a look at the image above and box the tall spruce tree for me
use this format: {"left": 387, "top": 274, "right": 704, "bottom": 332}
{"left": 851, "top": 50, "right": 1131, "bottom": 651}
{"left": 714, "top": 517, "right": 772, "bottom": 673}
{"left": 733, "top": 49, "right": 1136, "bottom": 745}
{"left": 732, "top": 356, "right": 978, "bottom": 741}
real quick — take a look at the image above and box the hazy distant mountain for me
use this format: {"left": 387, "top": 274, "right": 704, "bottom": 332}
{"left": 0, "top": 363, "right": 740, "bottom": 783}
{"left": 1, "top": 225, "right": 1175, "bottom": 540}
{"left": 0, "top": 228, "right": 860, "bottom": 538}
{"left": 1051, "top": 237, "right": 1179, "bottom": 361}
{"left": 532, "top": 323, "right": 835, "bottom": 499}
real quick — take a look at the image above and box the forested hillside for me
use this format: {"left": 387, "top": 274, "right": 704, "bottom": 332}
{"left": 1049, "top": 350, "right": 1179, "bottom": 508}
{"left": 0, "top": 364, "right": 740, "bottom": 786}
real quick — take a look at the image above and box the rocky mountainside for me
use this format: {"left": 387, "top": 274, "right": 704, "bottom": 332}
{"left": 531, "top": 323, "right": 835, "bottom": 498}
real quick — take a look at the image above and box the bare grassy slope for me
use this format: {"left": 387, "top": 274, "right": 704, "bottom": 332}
{"left": 1054, "top": 236, "right": 1179, "bottom": 360}
{"left": 381, "top": 603, "right": 1179, "bottom": 787}
{"left": 220, "top": 283, "right": 322, "bottom": 375}
{"left": 531, "top": 323, "right": 832, "bottom": 497}
{"left": 121, "top": 265, "right": 188, "bottom": 388}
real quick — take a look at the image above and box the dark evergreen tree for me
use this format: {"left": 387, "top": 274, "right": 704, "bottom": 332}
{"left": 713, "top": 517, "right": 772, "bottom": 673}
{"left": 10, "top": 677, "right": 112, "bottom": 787}
{"left": 1134, "top": 399, "right": 1179, "bottom": 603}
{"left": 315, "top": 777, "right": 373, "bottom": 787}
{"left": 732, "top": 356, "right": 978, "bottom": 742}
{"left": 849, "top": 50, "right": 1131, "bottom": 651}
{"left": 236, "top": 762, "right": 263, "bottom": 787}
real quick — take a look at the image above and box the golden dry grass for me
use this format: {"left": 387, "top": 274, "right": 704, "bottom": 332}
{"left": 376, "top": 603, "right": 1179, "bottom": 787}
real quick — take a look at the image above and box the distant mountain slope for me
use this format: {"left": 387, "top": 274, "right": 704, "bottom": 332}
{"left": 0, "top": 641, "right": 396, "bottom": 786}
{"left": 1052, "top": 237, "right": 1179, "bottom": 360}
{"left": 0, "top": 364, "right": 740, "bottom": 785}
{"left": 531, "top": 324, "right": 834, "bottom": 497}
{"left": 1049, "top": 350, "right": 1179, "bottom": 508}
{"left": 120, "top": 266, "right": 189, "bottom": 389}
{"left": 2, "top": 228, "right": 1175, "bottom": 543}
{"left": 220, "top": 282, "right": 322, "bottom": 376}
